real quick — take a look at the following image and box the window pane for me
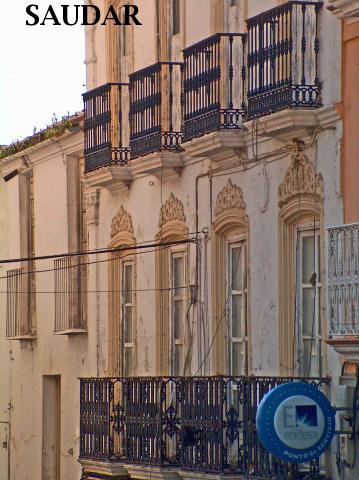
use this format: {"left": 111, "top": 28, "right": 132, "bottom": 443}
{"left": 303, "top": 339, "right": 317, "bottom": 377}
{"left": 174, "top": 344, "right": 183, "bottom": 376}
{"left": 231, "top": 247, "right": 242, "bottom": 290}
{"left": 173, "top": 256, "right": 184, "bottom": 293}
{"left": 124, "top": 306, "right": 132, "bottom": 343}
{"left": 302, "top": 236, "right": 315, "bottom": 284}
{"left": 124, "top": 264, "right": 133, "bottom": 303}
{"left": 232, "top": 342, "right": 243, "bottom": 376}
{"left": 174, "top": 300, "right": 183, "bottom": 340}
{"left": 232, "top": 294, "right": 242, "bottom": 338}
{"left": 302, "top": 288, "right": 315, "bottom": 336}
{"left": 124, "top": 347, "right": 133, "bottom": 376}
{"left": 173, "top": 0, "right": 180, "bottom": 35}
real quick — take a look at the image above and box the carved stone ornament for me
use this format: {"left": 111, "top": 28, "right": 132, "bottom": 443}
{"left": 215, "top": 179, "right": 246, "bottom": 217}
{"left": 84, "top": 191, "right": 99, "bottom": 225}
{"left": 159, "top": 193, "right": 186, "bottom": 228}
{"left": 111, "top": 206, "right": 134, "bottom": 238}
{"left": 278, "top": 142, "right": 324, "bottom": 207}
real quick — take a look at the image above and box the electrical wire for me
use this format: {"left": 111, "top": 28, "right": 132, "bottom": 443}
{"left": 0, "top": 237, "right": 198, "bottom": 265}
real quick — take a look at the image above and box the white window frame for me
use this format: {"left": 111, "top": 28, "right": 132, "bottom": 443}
{"left": 296, "top": 225, "right": 322, "bottom": 377}
{"left": 227, "top": 236, "right": 247, "bottom": 377}
{"left": 169, "top": 249, "right": 187, "bottom": 376}
{"left": 121, "top": 259, "right": 135, "bottom": 376}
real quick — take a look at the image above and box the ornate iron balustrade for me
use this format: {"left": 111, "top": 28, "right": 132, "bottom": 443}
{"left": 328, "top": 223, "right": 359, "bottom": 337}
{"left": 80, "top": 375, "right": 329, "bottom": 478}
{"left": 183, "top": 33, "right": 246, "bottom": 143}
{"left": 83, "top": 83, "right": 130, "bottom": 173}
{"left": 246, "top": 1, "right": 322, "bottom": 119}
{"left": 129, "top": 62, "right": 183, "bottom": 159}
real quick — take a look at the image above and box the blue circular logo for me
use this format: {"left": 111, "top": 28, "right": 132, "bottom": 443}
{"left": 256, "top": 382, "right": 335, "bottom": 463}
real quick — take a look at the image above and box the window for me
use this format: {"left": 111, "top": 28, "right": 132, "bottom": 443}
{"left": 227, "top": 240, "right": 247, "bottom": 376}
{"left": 296, "top": 227, "right": 321, "bottom": 377}
{"left": 172, "top": 0, "right": 180, "bottom": 35}
{"left": 230, "top": 0, "right": 238, "bottom": 6}
{"left": 6, "top": 173, "right": 36, "bottom": 338}
{"left": 170, "top": 251, "right": 186, "bottom": 375}
{"left": 121, "top": 260, "right": 135, "bottom": 376}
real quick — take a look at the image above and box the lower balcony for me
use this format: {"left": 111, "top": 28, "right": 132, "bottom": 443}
{"left": 79, "top": 376, "right": 329, "bottom": 480}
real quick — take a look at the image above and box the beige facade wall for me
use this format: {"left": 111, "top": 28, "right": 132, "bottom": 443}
{"left": 0, "top": 1, "right": 352, "bottom": 479}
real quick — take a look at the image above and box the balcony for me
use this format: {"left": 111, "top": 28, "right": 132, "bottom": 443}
{"left": 246, "top": 1, "right": 322, "bottom": 119}
{"left": 327, "top": 223, "right": 359, "bottom": 359}
{"left": 80, "top": 375, "right": 329, "bottom": 479}
{"left": 83, "top": 83, "right": 130, "bottom": 173}
{"left": 183, "top": 33, "right": 246, "bottom": 144}
{"left": 129, "top": 62, "right": 183, "bottom": 160}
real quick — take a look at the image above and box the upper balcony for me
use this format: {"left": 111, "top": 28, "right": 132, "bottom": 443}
{"left": 246, "top": 1, "right": 322, "bottom": 119}
{"left": 327, "top": 223, "right": 359, "bottom": 358}
{"left": 129, "top": 62, "right": 183, "bottom": 160}
{"left": 83, "top": 83, "right": 130, "bottom": 173}
{"left": 79, "top": 375, "right": 329, "bottom": 480}
{"left": 182, "top": 33, "right": 246, "bottom": 143}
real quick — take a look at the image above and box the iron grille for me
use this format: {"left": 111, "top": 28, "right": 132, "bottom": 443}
{"left": 6, "top": 267, "right": 34, "bottom": 338}
{"left": 183, "top": 33, "right": 246, "bottom": 142}
{"left": 129, "top": 62, "right": 183, "bottom": 159}
{"left": 83, "top": 83, "right": 130, "bottom": 173}
{"left": 80, "top": 376, "right": 329, "bottom": 478}
{"left": 246, "top": 1, "right": 322, "bottom": 118}
{"left": 54, "top": 256, "right": 86, "bottom": 332}
{"left": 328, "top": 223, "right": 359, "bottom": 336}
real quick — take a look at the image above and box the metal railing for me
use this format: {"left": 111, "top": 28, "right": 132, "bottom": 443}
{"left": 6, "top": 267, "right": 34, "bottom": 338}
{"left": 328, "top": 223, "right": 359, "bottom": 337}
{"left": 129, "top": 62, "right": 183, "bottom": 159}
{"left": 54, "top": 256, "right": 86, "bottom": 332}
{"left": 83, "top": 83, "right": 130, "bottom": 173}
{"left": 246, "top": 1, "right": 322, "bottom": 118}
{"left": 183, "top": 33, "right": 246, "bottom": 142}
{"left": 80, "top": 375, "right": 329, "bottom": 478}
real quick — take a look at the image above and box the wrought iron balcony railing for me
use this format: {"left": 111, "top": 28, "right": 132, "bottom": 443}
{"left": 80, "top": 375, "right": 329, "bottom": 478}
{"left": 129, "top": 62, "right": 183, "bottom": 159}
{"left": 328, "top": 223, "right": 359, "bottom": 337}
{"left": 183, "top": 33, "right": 246, "bottom": 142}
{"left": 246, "top": 1, "right": 322, "bottom": 119}
{"left": 83, "top": 83, "right": 130, "bottom": 173}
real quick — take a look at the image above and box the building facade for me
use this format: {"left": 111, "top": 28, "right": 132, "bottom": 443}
{"left": 1, "top": 0, "right": 359, "bottom": 479}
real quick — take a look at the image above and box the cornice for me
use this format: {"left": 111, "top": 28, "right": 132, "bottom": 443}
{"left": 327, "top": 0, "right": 359, "bottom": 19}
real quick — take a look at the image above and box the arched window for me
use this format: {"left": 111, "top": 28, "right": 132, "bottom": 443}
{"left": 212, "top": 180, "right": 249, "bottom": 375}
{"left": 108, "top": 206, "right": 136, "bottom": 376}
{"left": 156, "top": 194, "right": 189, "bottom": 375}
{"left": 278, "top": 142, "right": 324, "bottom": 377}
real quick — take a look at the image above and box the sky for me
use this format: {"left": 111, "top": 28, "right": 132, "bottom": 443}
{"left": 0, "top": 1, "right": 85, "bottom": 145}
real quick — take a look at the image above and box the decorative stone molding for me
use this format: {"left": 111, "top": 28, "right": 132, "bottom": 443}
{"left": 215, "top": 179, "right": 246, "bottom": 217}
{"left": 327, "top": 0, "right": 359, "bottom": 20}
{"left": 159, "top": 193, "right": 186, "bottom": 228}
{"left": 84, "top": 191, "right": 99, "bottom": 225}
{"left": 111, "top": 206, "right": 134, "bottom": 238}
{"left": 278, "top": 142, "right": 324, "bottom": 207}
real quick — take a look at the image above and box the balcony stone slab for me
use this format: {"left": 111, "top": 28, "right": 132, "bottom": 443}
{"left": 84, "top": 165, "right": 133, "bottom": 193}
{"left": 325, "top": 337, "right": 359, "bottom": 361}
{"left": 327, "top": 0, "right": 359, "bottom": 19}
{"left": 123, "top": 465, "right": 181, "bottom": 480}
{"left": 80, "top": 459, "right": 129, "bottom": 479}
{"left": 182, "top": 131, "right": 246, "bottom": 166}
{"left": 243, "top": 105, "right": 340, "bottom": 143}
{"left": 128, "top": 152, "right": 184, "bottom": 179}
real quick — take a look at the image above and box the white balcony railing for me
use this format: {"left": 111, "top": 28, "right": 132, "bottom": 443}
{"left": 328, "top": 223, "right": 359, "bottom": 336}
